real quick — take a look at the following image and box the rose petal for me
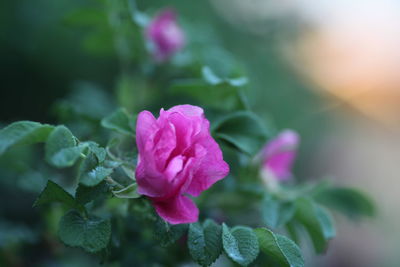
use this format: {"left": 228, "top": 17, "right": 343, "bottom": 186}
{"left": 164, "top": 156, "right": 184, "bottom": 181}
{"left": 186, "top": 137, "right": 229, "bottom": 196}
{"left": 153, "top": 195, "right": 199, "bottom": 224}
{"left": 167, "top": 104, "right": 204, "bottom": 118}
{"left": 136, "top": 111, "right": 158, "bottom": 154}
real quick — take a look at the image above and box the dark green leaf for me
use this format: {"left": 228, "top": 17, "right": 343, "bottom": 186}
{"left": 262, "top": 195, "right": 296, "bottom": 229}
{"left": 86, "top": 141, "right": 107, "bottom": 163}
{"left": 213, "top": 111, "right": 268, "bottom": 155}
{"left": 313, "top": 187, "right": 375, "bottom": 219}
{"left": 0, "top": 121, "right": 54, "bottom": 155}
{"left": 33, "top": 180, "right": 77, "bottom": 210}
{"left": 112, "top": 183, "right": 140, "bottom": 198}
{"left": 295, "top": 198, "right": 335, "bottom": 253}
{"left": 222, "top": 224, "right": 259, "bottom": 266}
{"left": 103, "top": 160, "right": 122, "bottom": 169}
{"left": 155, "top": 217, "right": 188, "bottom": 247}
{"left": 170, "top": 81, "right": 243, "bottom": 111}
{"left": 45, "top": 126, "right": 86, "bottom": 168}
{"left": 188, "top": 220, "right": 223, "bottom": 266}
{"left": 101, "top": 108, "right": 134, "bottom": 136}
{"left": 56, "top": 82, "right": 115, "bottom": 120}
{"left": 285, "top": 221, "right": 301, "bottom": 245}
{"left": 254, "top": 228, "right": 304, "bottom": 267}
{"left": 58, "top": 210, "right": 111, "bottom": 253}
{"left": 76, "top": 181, "right": 110, "bottom": 205}
{"left": 79, "top": 153, "right": 113, "bottom": 187}
{"left": 80, "top": 166, "right": 113, "bottom": 187}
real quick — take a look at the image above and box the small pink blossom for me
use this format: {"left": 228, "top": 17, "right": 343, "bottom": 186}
{"left": 145, "top": 8, "right": 185, "bottom": 62}
{"left": 261, "top": 130, "right": 300, "bottom": 181}
{"left": 135, "top": 105, "right": 229, "bottom": 224}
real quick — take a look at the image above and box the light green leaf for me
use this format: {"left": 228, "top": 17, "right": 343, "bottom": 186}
{"left": 202, "top": 66, "right": 248, "bottom": 87}
{"left": 80, "top": 166, "right": 113, "bottom": 187}
{"left": 202, "top": 66, "right": 223, "bottom": 85}
{"left": 295, "top": 198, "right": 335, "bottom": 253}
{"left": 0, "top": 121, "right": 54, "bottom": 155}
{"left": 222, "top": 224, "right": 259, "bottom": 266}
{"left": 112, "top": 183, "right": 140, "bottom": 198}
{"left": 33, "top": 180, "right": 78, "bottom": 210}
{"left": 121, "top": 165, "right": 135, "bottom": 180}
{"left": 101, "top": 108, "right": 134, "bottom": 136}
{"left": 254, "top": 228, "right": 304, "bottom": 267}
{"left": 313, "top": 187, "right": 375, "bottom": 219}
{"left": 50, "top": 146, "right": 87, "bottom": 168}
{"left": 155, "top": 217, "right": 188, "bottom": 247}
{"left": 262, "top": 195, "right": 296, "bottom": 229}
{"left": 76, "top": 181, "right": 110, "bottom": 205}
{"left": 213, "top": 111, "right": 269, "bottom": 155}
{"left": 188, "top": 220, "right": 223, "bottom": 266}
{"left": 58, "top": 210, "right": 111, "bottom": 253}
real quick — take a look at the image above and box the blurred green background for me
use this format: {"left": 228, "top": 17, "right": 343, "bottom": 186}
{"left": 1, "top": 0, "right": 399, "bottom": 266}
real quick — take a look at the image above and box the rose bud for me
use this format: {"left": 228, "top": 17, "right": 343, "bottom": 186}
{"left": 145, "top": 8, "right": 185, "bottom": 62}
{"left": 260, "top": 130, "right": 300, "bottom": 189}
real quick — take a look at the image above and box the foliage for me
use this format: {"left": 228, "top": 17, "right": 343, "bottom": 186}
{"left": 0, "top": 0, "right": 375, "bottom": 266}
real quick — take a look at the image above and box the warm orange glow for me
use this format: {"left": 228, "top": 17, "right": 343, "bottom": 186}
{"left": 290, "top": 1, "right": 400, "bottom": 126}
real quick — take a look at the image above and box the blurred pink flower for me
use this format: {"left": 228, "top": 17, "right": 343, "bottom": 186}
{"left": 146, "top": 8, "right": 185, "bottom": 62}
{"left": 261, "top": 130, "right": 300, "bottom": 181}
{"left": 135, "top": 105, "right": 229, "bottom": 224}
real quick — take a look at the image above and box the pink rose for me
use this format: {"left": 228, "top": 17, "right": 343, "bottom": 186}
{"left": 261, "top": 130, "right": 300, "bottom": 181}
{"left": 135, "top": 105, "right": 229, "bottom": 224}
{"left": 145, "top": 8, "right": 185, "bottom": 62}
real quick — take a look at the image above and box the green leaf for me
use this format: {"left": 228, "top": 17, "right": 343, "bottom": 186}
{"left": 313, "top": 187, "right": 375, "bottom": 219}
{"left": 0, "top": 121, "right": 54, "bottom": 155}
{"left": 49, "top": 146, "right": 87, "bottom": 168}
{"left": 222, "top": 224, "right": 259, "bottom": 266}
{"left": 202, "top": 66, "right": 248, "bottom": 87}
{"left": 76, "top": 181, "right": 110, "bottom": 205}
{"left": 285, "top": 221, "right": 300, "bottom": 245}
{"left": 33, "top": 180, "right": 77, "bottom": 210}
{"left": 170, "top": 66, "right": 248, "bottom": 111}
{"left": 170, "top": 81, "right": 242, "bottom": 111}
{"left": 85, "top": 141, "right": 107, "bottom": 163}
{"left": 294, "top": 198, "right": 335, "bottom": 253}
{"left": 112, "top": 183, "right": 140, "bottom": 198}
{"left": 213, "top": 111, "right": 268, "bottom": 155}
{"left": 188, "top": 220, "right": 223, "bottom": 266}
{"left": 56, "top": 82, "right": 115, "bottom": 120}
{"left": 80, "top": 166, "right": 113, "bottom": 187}
{"left": 262, "top": 195, "right": 296, "bottom": 229}
{"left": 155, "top": 217, "right": 188, "bottom": 247}
{"left": 79, "top": 153, "right": 113, "bottom": 187}
{"left": 45, "top": 126, "right": 86, "bottom": 168}
{"left": 254, "top": 228, "right": 304, "bottom": 267}
{"left": 58, "top": 210, "right": 111, "bottom": 253}
{"left": 101, "top": 108, "right": 134, "bottom": 136}
{"left": 103, "top": 160, "right": 123, "bottom": 169}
